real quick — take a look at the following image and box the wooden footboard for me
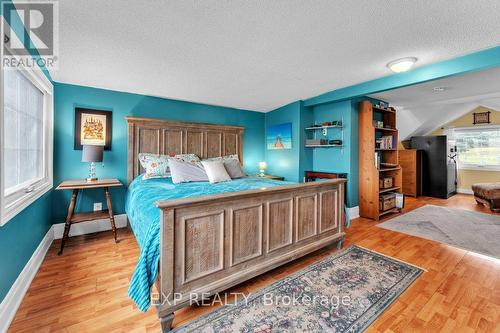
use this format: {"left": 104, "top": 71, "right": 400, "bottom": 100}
{"left": 154, "top": 179, "right": 346, "bottom": 332}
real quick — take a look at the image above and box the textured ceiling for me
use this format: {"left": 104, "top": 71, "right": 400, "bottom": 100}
{"left": 370, "top": 66, "right": 500, "bottom": 139}
{"left": 50, "top": 0, "right": 500, "bottom": 111}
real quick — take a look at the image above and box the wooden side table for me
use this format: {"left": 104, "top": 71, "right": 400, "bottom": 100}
{"left": 56, "top": 178, "right": 123, "bottom": 255}
{"left": 254, "top": 174, "right": 285, "bottom": 181}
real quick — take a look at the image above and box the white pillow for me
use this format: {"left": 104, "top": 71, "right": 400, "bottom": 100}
{"left": 205, "top": 154, "right": 246, "bottom": 179}
{"left": 201, "top": 160, "right": 232, "bottom": 184}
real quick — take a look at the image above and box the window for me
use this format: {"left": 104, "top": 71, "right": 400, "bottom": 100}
{"left": 452, "top": 127, "right": 500, "bottom": 171}
{"left": 1, "top": 65, "right": 53, "bottom": 225}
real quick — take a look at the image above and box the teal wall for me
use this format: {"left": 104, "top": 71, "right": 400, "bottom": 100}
{"left": 264, "top": 101, "right": 313, "bottom": 183}
{"left": 52, "top": 83, "right": 265, "bottom": 222}
{"left": 0, "top": 193, "right": 52, "bottom": 301}
{"left": 264, "top": 97, "right": 371, "bottom": 207}
{"left": 264, "top": 101, "right": 301, "bottom": 182}
{"left": 311, "top": 100, "right": 359, "bottom": 207}
{"left": 298, "top": 103, "right": 314, "bottom": 180}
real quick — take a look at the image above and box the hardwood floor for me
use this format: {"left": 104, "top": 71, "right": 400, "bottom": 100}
{"left": 8, "top": 194, "right": 500, "bottom": 332}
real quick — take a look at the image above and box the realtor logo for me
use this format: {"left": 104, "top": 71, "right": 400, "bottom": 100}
{"left": 2, "top": 0, "right": 59, "bottom": 69}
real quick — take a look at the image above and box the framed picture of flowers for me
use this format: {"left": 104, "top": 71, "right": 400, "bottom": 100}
{"left": 74, "top": 107, "right": 112, "bottom": 150}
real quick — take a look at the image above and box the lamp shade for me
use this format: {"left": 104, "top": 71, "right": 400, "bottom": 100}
{"left": 258, "top": 161, "right": 267, "bottom": 170}
{"left": 82, "top": 145, "right": 103, "bottom": 162}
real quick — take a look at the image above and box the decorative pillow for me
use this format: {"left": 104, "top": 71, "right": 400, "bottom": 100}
{"left": 206, "top": 154, "right": 246, "bottom": 179}
{"left": 201, "top": 160, "right": 232, "bottom": 184}
{"left": 173, "top": 153, "right": 201, "bottom": 163}
{"left": 168, "top": 157, "right": 208, "bottom": 184}
{"left": 222, "top": 158, "right": 246, "bottom": 179}
{"left": 138, "top": 153, "right": 170, "bottom": 180}
{"left": 206, "top": 154, "right": 239, "bottom": 162}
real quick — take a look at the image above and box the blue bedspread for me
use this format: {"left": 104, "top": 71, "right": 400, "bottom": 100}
{"left": 126, "top": 176, "right": 292, "bottom": 311}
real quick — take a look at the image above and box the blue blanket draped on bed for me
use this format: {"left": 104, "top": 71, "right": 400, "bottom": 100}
{"left": 126, "top": 176, "right": 292, "bottom": 311}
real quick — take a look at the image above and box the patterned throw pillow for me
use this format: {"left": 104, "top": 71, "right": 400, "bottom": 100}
{"left": 206, "top": 154, "right": 239, "bottom": 162}
{"left": 138, "top": 153, "right": 171, "bottom": 180}
{"left": 172, "top": 153, "right": 201, "bottom": 164}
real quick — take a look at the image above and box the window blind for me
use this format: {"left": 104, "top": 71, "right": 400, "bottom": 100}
{"left": 3, "top": 69, "right": 44, "bottom": 195}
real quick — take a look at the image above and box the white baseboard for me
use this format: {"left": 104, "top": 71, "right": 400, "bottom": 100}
{"left": 346, "top": 206, "right": 359, "bottom": 220}
{"left": 53, "top": 214, "right": 128, "bottom": 239}
{"left": 457, "top": 188, "right": 474, "bottom": 195}
{"left": 0, "top": 213, "right": 127, "bottom": 333}
{"left": 0, "top": 227, "right": 54, "bottom": 333}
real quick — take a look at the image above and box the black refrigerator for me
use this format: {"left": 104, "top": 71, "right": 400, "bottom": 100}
{"left": 410, "top": 135, "right": 456, "bottom": 199}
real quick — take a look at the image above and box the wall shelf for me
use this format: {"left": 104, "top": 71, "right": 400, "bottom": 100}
{"left": 305, "top": 144, "right": 343, "bottom": 148}
{"left": 305, "top": 125, "right": 343, "bottom": 130}
{"left": 304, "top": 118, "right": 344, "bottom": 153}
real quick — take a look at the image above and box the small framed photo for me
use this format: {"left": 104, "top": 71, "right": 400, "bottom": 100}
{"left": 74, "top": 107, "right": 112, "bottom": 150}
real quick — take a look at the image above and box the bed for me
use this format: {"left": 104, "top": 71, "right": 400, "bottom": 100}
{"left": 126, "top": 117, "right": 346, "bottom": 332}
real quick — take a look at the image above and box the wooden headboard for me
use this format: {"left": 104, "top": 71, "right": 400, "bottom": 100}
{"left": 126, "top": 117, "right": 244, "bottom": 184}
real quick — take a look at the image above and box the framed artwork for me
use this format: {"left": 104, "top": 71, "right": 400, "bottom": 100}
{"left": 74, "top": 107, "right": 112, "bottom": 150}
{"left": 473, "top": 111, "right": 490, "bottom": 125}
{"left": 266, "top": 123, "right": 292, "bottom": 150}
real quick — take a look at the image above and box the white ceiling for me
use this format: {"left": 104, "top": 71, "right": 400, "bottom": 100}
{"left": 50, "top": 0, "right": 500, "bottom": 112}
{"left": 370, "top": 66, "right": 500, "bottom": 140}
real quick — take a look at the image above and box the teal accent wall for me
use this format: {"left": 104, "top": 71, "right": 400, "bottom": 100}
{"left": 311, "top": 100, "right": 359, "bottom": 207}
{"left": 265, "top": 97, "right": 373, "bottom": 207}
{"left": 0, "top": 192, "right": 52, "bottom": 301}
{"left": 264, "top": 102, "right": 300, "bottom": 182}
{"left": 264, "top": 101, "right": 313, "bottom": 182}
{"left": 52, "top": 83, "right": 265, "bottom": 222}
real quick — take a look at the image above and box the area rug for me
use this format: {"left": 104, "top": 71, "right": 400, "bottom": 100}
{"left": 172, "top": 245, "right": 422, "bottom": 333}
{"left": 378, "top": 204, "right": 500, "bottom": 259}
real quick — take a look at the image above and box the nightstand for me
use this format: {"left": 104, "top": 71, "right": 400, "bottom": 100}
{"left": 56, "top": 178, "right": 122, "bottom": 255}
{"left": 254, "top": 174, "right": 285, "bottom": 181}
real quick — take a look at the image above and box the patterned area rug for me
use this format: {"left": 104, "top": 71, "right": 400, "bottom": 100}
{"left": 172, "top": 246, "right": 423, "bottom": 332}
{"left": 378, "top": 205, "right": 500, "bottom": 259}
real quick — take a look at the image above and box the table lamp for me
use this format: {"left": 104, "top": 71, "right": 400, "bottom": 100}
{"left": 258, "top": 161, "right": 267, "bottom": 177}
{"left": 82, "top": 145, "right": 103, "bottom": 182}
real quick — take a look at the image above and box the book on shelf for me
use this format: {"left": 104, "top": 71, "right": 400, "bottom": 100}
{"left": 374, "top": 152, "right": 381, "bottom": 169}
{"left": 376, "top": 135, "right": 394, "bottom": 149}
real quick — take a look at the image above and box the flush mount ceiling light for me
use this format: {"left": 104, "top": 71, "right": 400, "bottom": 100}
{"left": 387, "top": 57, "right": 417, "bottom": 73}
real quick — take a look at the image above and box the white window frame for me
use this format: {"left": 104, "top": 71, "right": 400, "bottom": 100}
{"left": 447, "top": 125, "right": 500, "bottom": 172}
{"left": 0, "top": 25, "right": 54, "bottom": 226}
